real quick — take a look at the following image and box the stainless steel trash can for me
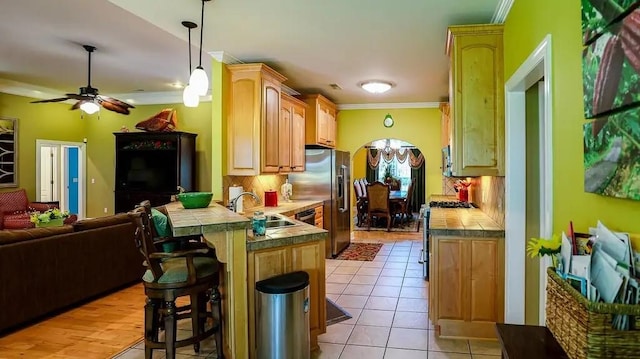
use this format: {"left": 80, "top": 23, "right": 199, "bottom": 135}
{"left": 256, "top": 271, "right": 310, "bottom": 359}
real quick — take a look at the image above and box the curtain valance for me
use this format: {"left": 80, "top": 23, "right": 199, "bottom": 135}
{"left": 367, "top": 148, "right": 424, "bottom": 169}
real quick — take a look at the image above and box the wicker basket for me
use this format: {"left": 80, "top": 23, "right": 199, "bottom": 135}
{"left": 546, "top": 267, "right": 640, "bottom": 359}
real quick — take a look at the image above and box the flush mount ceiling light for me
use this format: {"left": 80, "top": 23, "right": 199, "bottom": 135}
{"left": 182, "top": 20, "right": 199, "bottom": 108}
{"left": 360, "top": 81, "right": 393, "bottom": 94}
{"left": 189, "top": 0, "right": 211, "bottom": 96}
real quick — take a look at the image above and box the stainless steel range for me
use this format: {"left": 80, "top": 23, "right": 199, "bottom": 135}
{"left": 421, "top": 200, "right": 475, "bottom": 280}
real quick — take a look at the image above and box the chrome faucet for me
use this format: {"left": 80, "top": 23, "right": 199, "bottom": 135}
{"left": 228, "top": 191, "right": 261, "bottom": 212}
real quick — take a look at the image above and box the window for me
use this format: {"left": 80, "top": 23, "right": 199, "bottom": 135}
{"left": 377, "top": 157, "right": 412, "bottom": 191}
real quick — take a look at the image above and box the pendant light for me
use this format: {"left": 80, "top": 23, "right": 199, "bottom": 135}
{"left": 189, "top": 0, "right": 210, "bottom": 96}
{"left": 182, "top": 21, "right": 199, "bottom": 107}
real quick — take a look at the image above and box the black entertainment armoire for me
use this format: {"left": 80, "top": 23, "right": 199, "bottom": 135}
{"left": 114, "top": 131, "right": 197, "bottom": 213}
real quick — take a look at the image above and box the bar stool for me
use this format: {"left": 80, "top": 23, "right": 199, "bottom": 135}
{"left": 128, "top": 206, "right": 224, "bottom": 359}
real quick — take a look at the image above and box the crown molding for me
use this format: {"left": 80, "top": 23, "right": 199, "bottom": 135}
{"left": 0, "top": 78, "right": 211, "bottom": 105}
{"left": 109, "top": 91, "right": 212, "bottom": 105}
{"left": 208, "top": 50, "right": 242, "bottom": 64}
{"left": 492, "top": 0, "right": 514, "bottom": 23}
{"left": 337, "top": 102, "right": 441, "bottom": 110}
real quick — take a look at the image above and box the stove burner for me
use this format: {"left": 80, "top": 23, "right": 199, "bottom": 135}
{"left": 429, "top": 201, "right": 472, "bottom": 208}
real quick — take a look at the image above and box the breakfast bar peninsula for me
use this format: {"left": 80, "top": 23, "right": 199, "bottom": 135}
{"left": 165, "top": 201, "right": 328, "bottom": 358}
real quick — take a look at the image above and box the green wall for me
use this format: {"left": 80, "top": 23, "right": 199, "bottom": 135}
{"left": 337, "top": 107, "right": 442, "bottom": 204}
{"left": 0, "top": 92, "right": 87, "bottom": 199}
{"left": 0, "top": 92, "right": 212, "bottom": 218}
{"left": 505, "top": 0, "right": 640, "bottom": 234}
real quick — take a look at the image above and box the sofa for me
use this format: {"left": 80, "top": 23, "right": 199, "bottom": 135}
{"left": 0, "top": 189, "right": 78, "bottom": 229}
{"left": 0, "top": 213, "right": 145, "bottom": 333}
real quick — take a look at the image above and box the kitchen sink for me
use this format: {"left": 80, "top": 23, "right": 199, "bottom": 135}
{"left": 265, "top": 215, "right": 284, "bottom": 221}
{"left": 265, "top": 219, "right": 296, "bottom": 228}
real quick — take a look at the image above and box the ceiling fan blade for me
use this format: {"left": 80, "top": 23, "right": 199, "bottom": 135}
{"left": 70, "top": 101, "right": 82, "bottom": 111}
{"left": 98, "top": 99, "right": 130, "bottom": 115}
{"left": 31, "top": 97, "right": 70, "bottom": 103}
{"left": 97, "top": 95, "right": 135, "bottom": 109}
{"left": 65, "top": 93, "right": 92, "bottom": 101}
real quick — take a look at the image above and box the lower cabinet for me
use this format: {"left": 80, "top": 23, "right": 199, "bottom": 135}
{"left": 247, "top": 240, "right": 326, "bottom": 358}
{"left": 314, "top": 204, "right": 324, "bottom": 229}
{"left": 429, "top": 235, "right": 504, "bottom": 339}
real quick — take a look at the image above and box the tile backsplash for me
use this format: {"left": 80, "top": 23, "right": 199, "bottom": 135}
{"left": 223, "top": 175, "right": 287, "bottom": 211}
{"left": 442, "top": 176, "right": 505, "bottom": 228}
{"left": 470, "top": 176, "right": 505, "bottom": 228}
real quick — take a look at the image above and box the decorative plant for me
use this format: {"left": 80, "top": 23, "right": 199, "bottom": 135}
{"left": 30, "top": 208, "right": 69, "bottom": 225}
{"left": 527, "top": 234, "right": 563, "bottom": 271}
{"left": 382, "top": 166, "right": 400, "bottom": 189}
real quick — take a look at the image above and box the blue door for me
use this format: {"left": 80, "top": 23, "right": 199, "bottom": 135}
{"left": 67, "top": 147, "right": 79, "bottom": 214}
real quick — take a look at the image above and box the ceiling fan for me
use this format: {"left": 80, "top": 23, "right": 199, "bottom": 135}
{"left": 31, "top": 45, "right": 134, "bottom": 115}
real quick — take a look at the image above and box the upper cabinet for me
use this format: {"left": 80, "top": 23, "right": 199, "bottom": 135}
{"left": 298, "top": 94, "right": 337, "bottom": 148}
{"left": 226, "top": 63, "right": 289, "bottom": 175}
{"left": 281, "top": 93, "right": 307, "bottom": 172}
{"left": 446, "top": 24, "right": 504, "bottom": 176}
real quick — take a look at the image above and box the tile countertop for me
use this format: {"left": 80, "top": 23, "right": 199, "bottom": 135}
{"left": 240, "top": 199, "right": 324, "bottom": 217}
{"left": 429, "top": 207, "right": 505, "bottom": 237}
{"left": 165, "top": 200, "right": 327, "bottom": 252}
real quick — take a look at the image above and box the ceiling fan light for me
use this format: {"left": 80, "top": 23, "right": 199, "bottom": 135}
{"left": 361, "top": 81, "right": 393, "bottom": 94}
{"left": 80, "top": 101, "right": 100, "bottom": 115}
{"left": 183, "top": 85, "right": 200, "bottom": 107}
{"left": 189, "top": 67, "right": 209, "bottom": 96}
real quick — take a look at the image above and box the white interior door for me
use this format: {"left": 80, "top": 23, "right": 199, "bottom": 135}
{"left": 36, "top": 140, "right": 86, "bottom": 219}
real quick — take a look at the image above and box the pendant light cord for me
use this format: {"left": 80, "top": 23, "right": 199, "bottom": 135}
{"left": 198, "top": 0, "right": 205, "bottom": 68}
{"left": 188, "top": 27, "right": 192, "bottom": 74}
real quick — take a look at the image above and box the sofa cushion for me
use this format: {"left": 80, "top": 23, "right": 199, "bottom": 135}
{"left": 72, "top": 213, "right": 130, "bottom": 232}
{"left": 0, "top": 226, "right": 74, "bottom": 245}
{"left": 0, "top": 189, "right": 29, "bottom": 213}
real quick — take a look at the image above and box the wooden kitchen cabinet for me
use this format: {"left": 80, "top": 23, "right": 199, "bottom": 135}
{"left": 226, "top": 63, "right": 287, "bottom": 175}
{"left": 298, "top": 94, "right": 337, "bottom": 148}
{"left": 430, "top": 235, "right": 504, "bottom": 339}
{"left": 280, "top": 93, "right": 307, "bottom": 172}
{"left": 446, "top": 24, "right": 504, "bottom": 176}
{"left": 247, "top": 240, "right": 326, "bottom": 358}
{"left": 313, "top": 204, "right": 324, "bottom": 229}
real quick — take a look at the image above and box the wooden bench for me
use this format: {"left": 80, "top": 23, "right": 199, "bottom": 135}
{"left": 495, "top": 323, "right": 568, "bottom": 359}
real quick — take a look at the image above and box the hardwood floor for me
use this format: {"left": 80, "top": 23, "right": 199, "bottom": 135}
{"left": 0, "top": 229, "right": 423, "bottom": 359}
{"left": 0, "top": 284, "right": 146, "bottom": 359}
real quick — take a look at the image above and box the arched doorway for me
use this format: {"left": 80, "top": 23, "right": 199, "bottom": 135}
{"left": 351, "top": 138, "right": 427, "bottom": 230}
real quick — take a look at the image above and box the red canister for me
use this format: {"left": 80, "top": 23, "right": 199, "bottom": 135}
{"left": 264, "top": 190, "right": 278, "bottom": 207}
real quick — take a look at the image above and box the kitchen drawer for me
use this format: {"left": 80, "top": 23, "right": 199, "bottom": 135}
{"left": 314, "top": 205, "right": 323, "bottom": 218}
{"left": 314, "top": 218, "right": 323, "bottom": 229}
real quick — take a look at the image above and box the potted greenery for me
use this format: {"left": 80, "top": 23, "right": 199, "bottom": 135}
{"left": 30, "top": 208, "right": 70, "bottom": 227}
{"left": 383, "top": 167, "right": 401, "bottom": 190}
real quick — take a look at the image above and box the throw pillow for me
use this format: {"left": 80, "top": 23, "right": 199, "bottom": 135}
{"left": 150, "top": 208, "right": 170, "bottom": 237}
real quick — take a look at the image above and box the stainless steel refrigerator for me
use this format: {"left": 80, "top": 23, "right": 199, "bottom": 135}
{"left": 289, "top": 148, "right": 350, "bottom": 258}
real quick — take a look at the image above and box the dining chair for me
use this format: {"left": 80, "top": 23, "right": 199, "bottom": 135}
{"left": 366, "top": 181, "right": 393, "bottom": 231}
{"left": 397, "top": 178, "right": 416, "bottom": 225}
{"left": 129, "top": 206, "right": 224, "bottom": 359}
{"left": 353, "top": 180, "right": 367, "bottom": 227}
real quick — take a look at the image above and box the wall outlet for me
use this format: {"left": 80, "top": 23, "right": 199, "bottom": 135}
{"left": 103, "top": 207, "right": 108, "bottom": 213}
{"left": 91, "top": 178, "right": 95, "bottom": 184}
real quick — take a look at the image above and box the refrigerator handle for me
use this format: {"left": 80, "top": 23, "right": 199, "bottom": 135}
{"left": 339, "top": 165, "right": 348, "bottom": 213}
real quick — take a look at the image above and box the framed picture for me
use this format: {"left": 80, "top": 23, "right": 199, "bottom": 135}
{"left": 583, "top": 109, "right": 640, "bottom": 200}
{"left": 582, "top": 0, "right": 640, "bottom": 45}
{"left": 583, "top": 9, "right": 640, "bottom": 119}
{"left": 0, "top": 118, "right": 18, "bottom": 188}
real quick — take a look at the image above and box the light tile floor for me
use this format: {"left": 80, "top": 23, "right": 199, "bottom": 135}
{"left": 314, "top": 231, "right": 502, "bottom": 359}
{"left": 114, "top": 231, "right": 502, "bottom": 359}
